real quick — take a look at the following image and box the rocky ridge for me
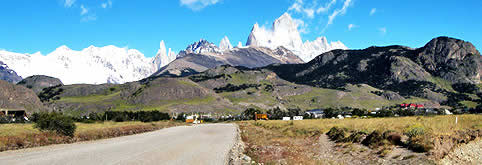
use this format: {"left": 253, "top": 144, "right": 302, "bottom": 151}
{"left": 0, "top": 61, "right": 22, "bottom": 83}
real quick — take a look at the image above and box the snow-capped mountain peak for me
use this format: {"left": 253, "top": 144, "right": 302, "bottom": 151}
{"left": 0, "top": 45, "right": 158, "bottom": 85}
{"left": 179, "top": 39, "right": 222, "bottom": 56}
{"left": 152, "top": 40, "right": 177, "bottom": 70}
{"left": 219, "top": 36, "right": 233, "bottom": 51}
{"left": 246, "top": 12, "right": 347, "bottom": 62}
{"left": 57, "top": 45, "right": 71, "bottom": 51}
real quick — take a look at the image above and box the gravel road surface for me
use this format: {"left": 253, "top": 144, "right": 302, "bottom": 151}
{"left": 0, "top": 124, "right": 237, "bottom": 165}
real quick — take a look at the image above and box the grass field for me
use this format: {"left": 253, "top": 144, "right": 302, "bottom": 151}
{"left": 239, "top": 114, "right": 482, "bottom": 164}
{"left": 253, "top": 114, "right": 481, "bottom": 136}
{"left": 0, "top": 121, "right": 186, "bottom": 152}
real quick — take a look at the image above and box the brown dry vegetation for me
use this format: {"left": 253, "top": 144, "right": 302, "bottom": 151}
{"left": 239, "top": 122, "right": 325, "bottom": 164}
{"left": 0, "top": 121, "right": 186, "bottom": 152}
{"left": 239, "top": 114, "right": 481, "bottom": 164}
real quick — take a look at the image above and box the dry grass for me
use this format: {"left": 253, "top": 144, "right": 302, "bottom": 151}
{"left": 238, "top": 122, "right": 324, "bottom": 164}
{"left": 239, "top": 114, "right": 481, "bottom": 163}
{"left": 0, "top": 121, "right": 186, "bottom": 152}
{"left": 254, "top": 114, "right": 481, "bottom": 136}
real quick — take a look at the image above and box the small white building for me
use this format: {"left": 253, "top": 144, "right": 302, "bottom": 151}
{"left": 293, "top": 116, "right": 303, "bottom": 120}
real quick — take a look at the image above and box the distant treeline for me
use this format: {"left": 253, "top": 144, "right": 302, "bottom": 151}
{"left": 240, "top": 105, "right": 481, "bottom": 121}
{"left": 214, "top": 83, "right": 261, "bottom": 93}
{"left": 77, "top": 111, "right": 171, "bottom": 122}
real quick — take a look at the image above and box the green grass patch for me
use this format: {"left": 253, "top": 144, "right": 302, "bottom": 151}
{"left": 58, "top": 91, "right": 121, "bottom": 103}
{"left": 430, "top": 77, "right": 455, "bottom": 92}
{"left": 460, "top": 101, "right": 478, "bottom": 108}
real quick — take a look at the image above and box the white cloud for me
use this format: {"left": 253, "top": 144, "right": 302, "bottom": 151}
{"left": 101, "top": 0, "right": 113, "bottom": 9}
{"left": 81, "top": 14, "right": 97, "bottom": 22}
{"left": 64, "top": 0, "right": 76, "bottom": 8}
{"left": 316, "top": 0, "right": 336, "bottom": 13}
{"left": 180, "top": 0, "right": 220, "bottom": 11}
{"left": 322, "top": 0, "right": 352, "bottom": 33}
{"left": 348, "top": 24, "right": 357, "bottom": 31}
{"left": 303, "top": 8, "right": 315, "bottom": 18}
{"left": 370, "top": 8, "right": 376, "bottom": 16}
{"left": 289, "top": 0, "right": 315, "bottom": 19}
{"left": 379, "top": 27, "right": 387, "bottom": 35}
{"left": 288, "top": 0, "right": 303, "bottom": 12}
{"left": 80, "top": 5, "right": 88, "bottom": 15}
{"left": 293, "top": 18, "right": 309, "bottom": 34}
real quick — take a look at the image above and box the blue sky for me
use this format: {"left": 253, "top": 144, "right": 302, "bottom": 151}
{"left": 0, "top": 0, "right": 481, "bottom": 57}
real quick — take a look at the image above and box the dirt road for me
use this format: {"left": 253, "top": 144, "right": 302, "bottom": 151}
{"left": 0, "top": 124, "right": 237, "bottom": 165}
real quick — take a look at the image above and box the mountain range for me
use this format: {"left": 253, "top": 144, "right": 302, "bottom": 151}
{"left": 246, "top": 13, "right": 347, "bottom": 62}
{"left": 0, "top": 13, "right": 344, "bottom": 85}
{"left": 150, "top": 39, "right": 303, "bottom": 77}
{"left": 3, "top": 36, "right": 478, "bottom": 115}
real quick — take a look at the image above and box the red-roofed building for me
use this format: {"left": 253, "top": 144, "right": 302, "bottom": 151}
{"left": 400, "top": 103, "right": 424, "bottom": 109}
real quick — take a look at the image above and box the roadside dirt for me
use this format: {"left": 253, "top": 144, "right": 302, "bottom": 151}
{"left": 440, "top": 139, "right": 481, "bottom": 165}
{"left": 316, "top": 134, "right": 435, "bottom": 165}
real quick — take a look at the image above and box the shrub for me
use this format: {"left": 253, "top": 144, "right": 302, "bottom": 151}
{"left": 38, "top": 85, "right": 63, "bottom": 102}
{"left": 213, "top": 83, "right": 261, "bottom": 93}
{"left": 407, "top": 135, "right": 433, "bottom": 152}
{"left": 113, "top": 115, "right": 127, "bottom": 122}
{"left": 361, "top": 130, "right": 384, "bottom": 147}
{"left": 343, "top": 131, "right": 368, "bottom": 143}
{"left": 385, "top": 132, "right": 402, "bottom": 145}
{"left": 404, "top": 124, "right": 433, "bottom": 152}
{"left": 33, "top": 112, "right": 77, "bottom": 137}
{"left": 404, "top": 125, "right": 425, "bottom": 138}
{"left": 326, "top": 127, "right": 347, "bottom": 142}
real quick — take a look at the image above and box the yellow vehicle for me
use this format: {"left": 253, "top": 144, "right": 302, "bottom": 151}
{"left": 256, "top": 114, "right": 269, "bottom": 120}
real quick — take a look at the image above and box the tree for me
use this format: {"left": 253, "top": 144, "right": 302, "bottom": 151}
{"left": 176, "top": 113, "right": 186, "bottom": 121}
{"left": 267, "top": 107, "right": 286, "bottom": 120}
{"left": 242, "top": 108, "right": 262, "bottom": 120}
{"left": 352, "top": 108, "right": 368, "bottom": 116}
{"left": 324, "top": 108, "right": 341, "bottom": 118}
{"left": 287, "top": 108, "right": 302, "bottom": 117}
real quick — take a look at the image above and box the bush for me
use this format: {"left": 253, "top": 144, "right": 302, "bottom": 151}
{"left": 343, "top": 131, "right": 368, "bottom": 143}
{"left": 213, "top": 83, "right": 261, "bottom": 93}
{"left": 326, "top": 127, "right": 347, "bottom": 142}
{"left": 407, "top": 135, "right": 433, "bottom": 152}
{"left": 404, "top": 125, "right": 425, "bottom": 138}
{"left": 404, "top": 124, "right": 433, "bottom": 152}
{"left": 361, "top": 130, "right": 384, "bottom": 147}
{"left": 33, "top": 112, "right": 77, "bottom": 137}
{"left": 113, "top": 115, "right": 127, "bottom": 122}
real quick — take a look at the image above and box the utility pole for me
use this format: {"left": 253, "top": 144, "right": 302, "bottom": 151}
{"left": 254, "top": 112, "right": 257, "bottom": 121}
